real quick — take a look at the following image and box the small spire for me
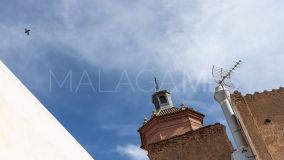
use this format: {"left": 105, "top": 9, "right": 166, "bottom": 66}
{"left": 152, "top": 110, "right": 157, "bottom": 117}
{"left": 143, "top": 117, "right": 148, "bottom": 124}
{"left": 180, "top": 103, "right": 187, "bottom": 110}
{"left": 154, "top": 77, "right": 159, "bottom": 91}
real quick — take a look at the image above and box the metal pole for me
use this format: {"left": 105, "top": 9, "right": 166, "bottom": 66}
{"left": 214, "top": 85, "right": 255, "bottom": 160}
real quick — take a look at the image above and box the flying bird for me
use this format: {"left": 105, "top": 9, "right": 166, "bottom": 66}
{"left": 24, "top": 28, "right": 31, "bottom": 35}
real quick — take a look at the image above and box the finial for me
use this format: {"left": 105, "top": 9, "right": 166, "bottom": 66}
{"left": 152, "top": 110, "right": 157, "bottom": 117}
{"left": 143, "top": 117, "right": 148, "bottom": 124}
{"left": 154, "top": 77, "right": 159, "bottom": 91}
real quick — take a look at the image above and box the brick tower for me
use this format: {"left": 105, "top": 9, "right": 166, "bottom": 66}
{"left": 138, "top": 88, "right": 233, "bottom": 160}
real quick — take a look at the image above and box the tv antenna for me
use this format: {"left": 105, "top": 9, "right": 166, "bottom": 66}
{"left": 212, "top": 60, "right": 242, "bottom": 87}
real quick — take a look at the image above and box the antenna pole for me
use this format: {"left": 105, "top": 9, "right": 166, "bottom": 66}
{"left": 213, "top": 60, "right": 256, "bottom": 160}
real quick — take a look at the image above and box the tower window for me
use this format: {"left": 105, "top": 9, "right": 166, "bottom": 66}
{"left": 159, "top": 95, "right": 168, "bottom": 104}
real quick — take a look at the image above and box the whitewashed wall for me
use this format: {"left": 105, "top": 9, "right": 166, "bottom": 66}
{"left": 0, "top": 61, "right": 94, "bottom": 160}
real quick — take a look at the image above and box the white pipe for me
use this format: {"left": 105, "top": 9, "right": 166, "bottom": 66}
{"left": 214, "top": 85, "right": 256, "bottom": 160}
{"left": 214, "top": 85, "right": 247, "bottom": 149}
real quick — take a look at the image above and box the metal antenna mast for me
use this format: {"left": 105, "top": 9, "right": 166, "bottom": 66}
{"left": 213, "top": 60, "right": 255, "bottom": 160}
{"left": 220, "top": 60, "right": 242, "bottom": 85}
{"left": 212, "top": 60, "right": 242, "bottom": 88}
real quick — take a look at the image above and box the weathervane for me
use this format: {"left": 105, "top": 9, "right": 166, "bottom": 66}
{"left": 154, "top": 77, "right": 160, "bottom": 91}
{"left": 212, "top": 60, "right": 242, "bottom": 87}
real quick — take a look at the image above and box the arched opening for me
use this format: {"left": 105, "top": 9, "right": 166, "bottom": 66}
{"left": 159, "top": 95, "right": 168, "bottom": 104}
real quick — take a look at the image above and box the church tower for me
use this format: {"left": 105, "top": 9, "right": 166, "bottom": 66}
{"left": 152, "top": 90, "right": 174, "bottom": 111}
{"left": 138, "top": 82, "right": 233, "bottom": 160}
{"left": 152, "top": 77, "right": 174, "bottom": 111}
{"left": 139, "top": 88, "right": 205, "bottom": 149}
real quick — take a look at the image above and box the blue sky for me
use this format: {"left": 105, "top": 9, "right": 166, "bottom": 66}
{"left": 1, "top": 0, "right": 284, "bottom": 160}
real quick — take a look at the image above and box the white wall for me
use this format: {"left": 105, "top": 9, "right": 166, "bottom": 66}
{"left": 0, "top": 61, "right": 94, "bottom": 160}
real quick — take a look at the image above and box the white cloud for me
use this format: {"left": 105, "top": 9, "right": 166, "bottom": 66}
{"left": 49, "top": 0, "right": 284, "bottom": 94}
{"left": 2, "top": 1, "right": 282, "bottom": 138}
{"left": 2, "top": 0, "right": 284, "bottom": 94}
{"left": 1, "top": 1, "right": 283, "bottom": 129}
{"left": 116, "top": 144, "right": 148, "bottom": 160}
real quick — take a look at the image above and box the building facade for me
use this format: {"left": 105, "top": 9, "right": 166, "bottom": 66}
{"left": 231, "top": 88, "right": 284, "bottom": 160}
{"left": 0, "top": 61, "right": 93, "bottom": 159}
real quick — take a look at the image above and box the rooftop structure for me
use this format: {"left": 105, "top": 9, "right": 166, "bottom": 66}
{"left": 138, "top": 86, "right": 233, "bottom": 160}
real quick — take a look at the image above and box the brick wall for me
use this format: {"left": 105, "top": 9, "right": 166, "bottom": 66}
{"left": 146, "top": 124, "right": 233, "bottom": 160}
{"left": 232, "top": 88, "right": 284, "bottom": 160}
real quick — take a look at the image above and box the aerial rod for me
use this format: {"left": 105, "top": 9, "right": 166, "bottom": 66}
{"left": 220, "top": 60, "right": 242, "bottom": 84}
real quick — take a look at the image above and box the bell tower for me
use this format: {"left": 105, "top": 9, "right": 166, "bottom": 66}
{"left": 152, "top": 90, "right": 174, "bottom": 111}
{"left": 151, "top": 77, "right": 174, "bottom": 111}
{"left": 138, "top": 79, "right": 233, "bottom": 160}
{"left": 138, "top": 80, "right": 205, "bottom": 149}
